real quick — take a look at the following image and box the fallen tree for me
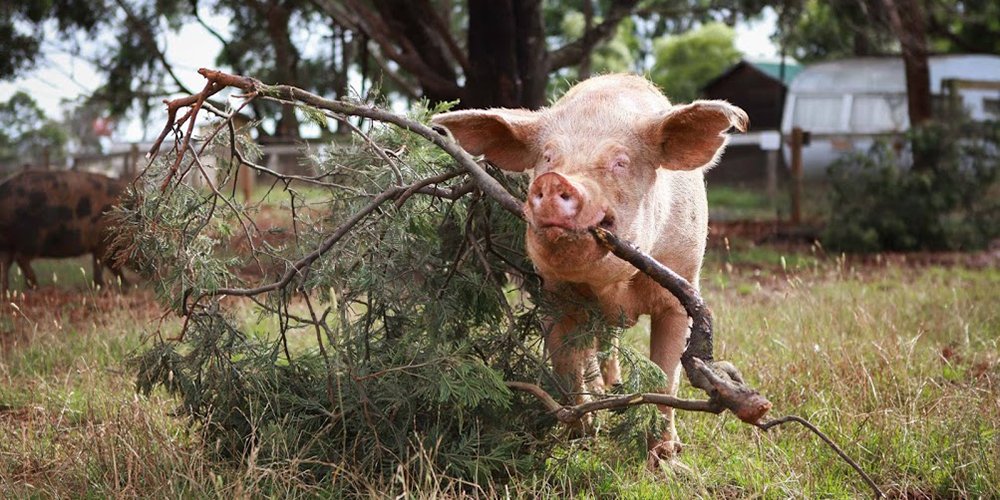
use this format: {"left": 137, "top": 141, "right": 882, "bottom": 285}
{"left": 119, "top": 68, "right": 882, "bottom": 497}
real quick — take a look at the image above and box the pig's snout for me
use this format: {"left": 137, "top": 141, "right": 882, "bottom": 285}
{"left": 528, "top": 172, "right": 585, "bottom": 230}
{"left": 527, "top": 172, "right": 613, "bottom": 232}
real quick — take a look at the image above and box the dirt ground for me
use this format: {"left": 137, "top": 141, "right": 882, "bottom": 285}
{"left": 1, "top": 288, "right": 161, "bottom": 341}
{"left": 708, "top": 220, "right": 1000, "bottom": 268}
{"left": 3, "top": 219, "right": 997, "bottom": 339}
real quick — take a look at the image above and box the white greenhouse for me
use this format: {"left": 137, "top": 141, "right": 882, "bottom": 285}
{"left": 780, "top": 54, "right": 1000, "bottom": 176}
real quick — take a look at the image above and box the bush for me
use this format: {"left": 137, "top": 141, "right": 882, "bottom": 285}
{"left": 118, "top": 101, "right": 667, "bottom": 495}
{"left": 823, "top": 121, "right": 1000, "bottom": 252}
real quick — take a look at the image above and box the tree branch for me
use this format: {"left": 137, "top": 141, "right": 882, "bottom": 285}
{"left": 756, "top": 416, "right": 884, "bottom": 497}
{"left": 206, "top": 69, "right": 520, "bottom": 214}
{"left": 112, "top": 0, "right": 195, "bottom": 96}
{"left": 547, "top": 0, "right": 640, "bottom": 72}
{"left": 331, "top": 0, "right": 463, "bottom": 100}
{"left": 590, "top": 226, "right": 771, "bottom": 424}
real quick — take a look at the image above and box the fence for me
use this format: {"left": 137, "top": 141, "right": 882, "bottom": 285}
{"left": 0, "top": 141, "right": 323, "bottom": 200}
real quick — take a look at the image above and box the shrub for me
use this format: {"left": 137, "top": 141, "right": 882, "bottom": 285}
{"left": 118, "top": 101, "right": 667, "bottom": 495}
{"left": 823, "top": 120, "right": 1000, "bottom": 252}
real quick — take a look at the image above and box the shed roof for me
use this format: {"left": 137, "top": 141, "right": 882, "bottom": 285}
{"left": 790, "top": 57, "right": 906, "bottom": 94}
{"left": 751, "top": 61, "right": 803, "bottom": 84}
{"left": 701, "top": 59, "right": 802, "bottom": 91}
{"left": 789, "top": 55, "right": 1000, "bottom": 94}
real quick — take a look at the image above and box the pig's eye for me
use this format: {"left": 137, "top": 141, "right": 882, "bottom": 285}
{"left": 543, "top": 153, "right": 553, "bottom": 164}
{"left": 610, "top": 154, "right": 629, "bottom": 172}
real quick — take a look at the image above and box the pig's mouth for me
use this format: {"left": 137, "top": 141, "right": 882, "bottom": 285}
{"left": 597, "top": 213, "right": 616, "bottom": 230}
{"left": 531, "top": 211, "right": 615, "bottom": 235}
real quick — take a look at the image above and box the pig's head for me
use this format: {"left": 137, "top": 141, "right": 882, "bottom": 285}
{"left": 433, "top": 74, "right": 746, "bottom": 286}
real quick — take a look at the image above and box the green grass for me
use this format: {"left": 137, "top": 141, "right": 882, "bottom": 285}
{"left": 1, "top": 256, "right": 997, "bottom": 497}
{"left": 4, "top": 256, "right": 98, "bottom": 292}
{"left": 707, "top": 182, "right": 832, "bottom": 222}
{"left": 607, "top": 264, "right": 1000, "bottom": 498}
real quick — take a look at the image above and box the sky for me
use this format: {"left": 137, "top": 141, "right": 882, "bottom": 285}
{"left": 0, "top": 8, "right": 780, "bottom": 145}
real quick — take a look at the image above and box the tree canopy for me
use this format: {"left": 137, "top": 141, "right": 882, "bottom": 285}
{"left": 650, "top": 22, "right": 742, "bottom": 103}
{"left": 4, "top": 0, "right": 997, "bottom": 143}
{"left": 0, "top": 92, "right": 67, "bottom": 167}
{"left": 779, "top": 0, "right": 1000, "bottom": 63}
{"left": 0, "top": 0, "right": 775, "bottom": 140}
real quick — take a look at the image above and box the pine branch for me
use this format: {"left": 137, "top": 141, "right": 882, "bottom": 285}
{"left": 150, "top": 68, "right": 522, "bottom": 216}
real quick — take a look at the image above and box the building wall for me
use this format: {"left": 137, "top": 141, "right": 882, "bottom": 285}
{"left": 703, "top": 65, "right": 786, "bottom": 131}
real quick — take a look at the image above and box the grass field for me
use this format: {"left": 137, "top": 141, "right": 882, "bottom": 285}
{"left": 1, "top": 244, "right": 998, "bottom": 497}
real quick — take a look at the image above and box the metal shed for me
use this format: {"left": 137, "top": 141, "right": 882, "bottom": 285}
{"left": 780, "top": 54, "right": 1000, "bottom": 176}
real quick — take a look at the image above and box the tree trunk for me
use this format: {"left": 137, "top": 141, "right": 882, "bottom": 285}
{"left": 881, "top": 0, "right": 932, "bottom": 171}
{"left": 513, "top": 0, "right": 548, "bottom": 109}
{"left": 263, "top": 1, "right": 301, "bottom": 140}
{"left": 882, "top": 0, "right": 933, "bottom": 127}
{"left": 465, "top": 0, "right": 522, "bottom": 108}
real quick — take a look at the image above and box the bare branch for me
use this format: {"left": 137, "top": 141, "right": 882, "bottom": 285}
{"left": 201, "top": 167, "right": 466, "bottom": 299}
{"left": 547, "top": 0, "right": 640, "bottom": 72}
{"left": 333, "top": 0, "right": 463, "bottom": 99}
{"left": 506, "top": 381, "right": 722, "bottom": 424}
{"left": 757, "top": 416, "right": 885, "bottom": 498}
{"left": 188, "top": 69, "right": 521, "bottom": 215}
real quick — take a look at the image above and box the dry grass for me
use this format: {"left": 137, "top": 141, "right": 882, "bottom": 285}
{"left": 0, "top": 252, "right": 997, "bottom": 497}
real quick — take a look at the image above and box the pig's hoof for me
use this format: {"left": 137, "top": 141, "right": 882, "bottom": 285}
{"left": 645, "top": 439, "right": 683, "bottom": 471}
{"left": 566, "top": 413, "right": 598, "bottom": 439}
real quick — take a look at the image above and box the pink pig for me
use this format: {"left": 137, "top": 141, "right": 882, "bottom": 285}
{"left": 432, "top": 74, "right": 747, "bottom": 460}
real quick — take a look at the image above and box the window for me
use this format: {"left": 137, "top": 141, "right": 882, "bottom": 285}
{"left": 792, "top": 96, "right": 843, "bottom": 133}
{"left": 850, "top": 94, "right": 908, "bottom": 133}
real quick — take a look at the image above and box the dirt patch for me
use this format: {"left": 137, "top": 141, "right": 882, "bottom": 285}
{"left": 709, "top": 220, "right": 1000, "bottom": 269}
{"left": 1, "top": 287, "right": 160, "bottom": 340}
{"left": 227, "top": 204, "right": 298, "bottom": 255}
{"left": 709, "top": 220, "right": 819, "bottom": 246}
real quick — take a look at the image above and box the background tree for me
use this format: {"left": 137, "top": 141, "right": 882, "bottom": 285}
{"left": 0, "top": 0, "right": 106, "bottom": 79}
{"left": 779, "top": 0, "right": 895, "bottom": 63}
{"left": 649, "top": 22, "right": 742, "bottom": 103}
{"left": 0, "top": 92, "right": 68, "bottom": 167}
{"left": 2, "top": 0, "right": 772, "bottom": 141}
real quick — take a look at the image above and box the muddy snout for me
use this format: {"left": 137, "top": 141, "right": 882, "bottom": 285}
{"left": 526, "top": 172, "right": 613, "bottom": 235}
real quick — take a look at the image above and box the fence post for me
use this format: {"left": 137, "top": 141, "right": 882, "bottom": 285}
{"left": 129, "top": 143, "right": 140, "bottom": 177}
{"left": 789, "top": 127, "right": 804, "bottom": 225}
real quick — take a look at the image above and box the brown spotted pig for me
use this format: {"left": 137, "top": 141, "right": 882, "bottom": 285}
{"left": 433, "top": 74, "right": 747, "bottom": 461}
{"left": 0, "top": 169, "right": 128, "bottom": 296}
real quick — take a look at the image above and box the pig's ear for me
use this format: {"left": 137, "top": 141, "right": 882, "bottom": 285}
{"left": 431, "top": 109, "right": 541, "bottom": 172}
{"left": 648, "top": 100, "right": 748, "bottom": 171}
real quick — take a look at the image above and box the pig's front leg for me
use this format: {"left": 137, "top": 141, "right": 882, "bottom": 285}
{"left": 15, "top": 256, "right": 38, "bottom": 288}
{"left": 648, "top": 308, "right": 690, "bottom": 460}
{"left": 544, "top": 309, "right": 607, "bottom": 437}
{"left": 545, "top": 311, "right": 606, "bottom": 406}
